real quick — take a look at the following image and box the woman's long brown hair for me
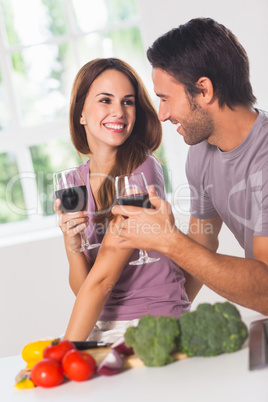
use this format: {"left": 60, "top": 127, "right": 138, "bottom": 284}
{"left": 69, "top": 58, "right": 162, "bottom": 224}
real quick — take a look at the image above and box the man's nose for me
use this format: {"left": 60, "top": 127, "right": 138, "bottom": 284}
{"left": 158, "top": 103, "right": 170, "bottom": 122}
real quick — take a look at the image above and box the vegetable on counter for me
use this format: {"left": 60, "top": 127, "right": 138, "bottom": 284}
{"left": 16, "top": 338, "right": 97, "bottom": 389}
{"left": 15, "top": 301, "right": 249, "bottom": 389}
{"left": 111, "top": 336, "right": 134, "bottom": 355}
{"left": 21, "top": 339, "right": 56, "bottom": 369}
{"left": 43, "top": 339, "right": 75, "bottom": 362}
{"left": 124, "top": 302, "right": 248, "bottom": 366}
{"left": 177, "top": 301, "right": 248, "bottom": 357}
{"left": 124, "top": 315, "right": 179, "bottom": 367}
{"left": 62, "top": 349, "right": 96, "bottom": 382}
{"left": 97, "top": 349, "right": 124, "bottom": 375}
{"left": 14, "top": 377, "right": 35, "bottom": 390}
{"left": 30, "top": 358, "right": 64, "bottom": 388}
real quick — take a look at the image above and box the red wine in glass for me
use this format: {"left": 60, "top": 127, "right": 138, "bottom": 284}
{"left": 115, "top": 172, "right": 160, "bottom": 265}
{"left": 116, "top": 192, "right": 152, "bottom": 209}
{"left": 56, "top": 186, "right": 88, "bottom": 213}
{"left": 53, "top": 167, "right": 100, "bottom": 252}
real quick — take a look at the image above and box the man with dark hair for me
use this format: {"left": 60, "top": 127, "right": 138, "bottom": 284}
{"left": 113, "top": 18, "right": 268, "bottom": 315}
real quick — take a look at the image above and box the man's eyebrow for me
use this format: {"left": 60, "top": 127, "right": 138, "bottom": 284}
{"left": 155, "top": 93, "right": 168, "bottom": 98}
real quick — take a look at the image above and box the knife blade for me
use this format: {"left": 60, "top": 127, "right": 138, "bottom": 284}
{"left": 249, "top": 318, "right": 268, "bottom": 370}
{"left": 72, "top": 341, "right": 112, "bottom": 350}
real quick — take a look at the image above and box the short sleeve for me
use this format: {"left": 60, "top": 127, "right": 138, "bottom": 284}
{"left": 253, "top": 168, "right": 268, "bottom": 236}
{"left": 186, "top": 145, "right": 218, "bottom": 219}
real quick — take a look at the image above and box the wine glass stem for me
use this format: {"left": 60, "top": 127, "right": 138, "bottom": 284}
{"left": 139, "top": 249, "right": 148, "bottom": 260}
{"left": 81, "top": 230, "right": 89, "bottom": 247}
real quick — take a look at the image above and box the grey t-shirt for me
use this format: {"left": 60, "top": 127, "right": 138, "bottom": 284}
{"left": 186, "top": 109, "right": 268, "bottom": 258}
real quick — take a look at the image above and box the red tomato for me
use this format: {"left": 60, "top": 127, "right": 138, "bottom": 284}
{"left": 43, "top": 339, "right": 75, "bottom": 362}
{"left": 62, "top": 349, "right": 96, "bottom": 382}
{"left": 31, "top": 359, "right": 64, "bottom": 388}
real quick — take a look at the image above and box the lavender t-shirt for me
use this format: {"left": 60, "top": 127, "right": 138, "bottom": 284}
{"left": 186, "top": 109, "right": 268, "bottom": 258}
{"left": 78, "top": 155, "right": 190, "bottom": 320}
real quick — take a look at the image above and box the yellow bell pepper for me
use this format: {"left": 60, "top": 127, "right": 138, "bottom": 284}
{"left": 21, "top": 339, "right": 55, "bottom": 369}
{"left": 14, "top": 377, "right": 35, "bottom": 390}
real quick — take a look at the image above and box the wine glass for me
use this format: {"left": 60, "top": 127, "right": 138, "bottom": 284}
{"left": 53, "top": 167, "right": 100, "bottom": 253}
{"left": 115, "top": 172, "right": 160, "bottom": 265}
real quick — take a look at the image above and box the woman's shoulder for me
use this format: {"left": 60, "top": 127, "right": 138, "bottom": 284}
{"left": 133, "top": 154, "right": 162, "bottom": 173}
{"left": 77, "top": 159, "right": 90, "bottom": 176}
{"left": 133, "top": 154, "right": 165, "bottom": 197}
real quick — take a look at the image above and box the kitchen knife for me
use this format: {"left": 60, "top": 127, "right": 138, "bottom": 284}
{"left": 72, "top": 341, "right": 112, "bottom": 350}
{"left": 249, "top": 318, "right": 268, "bottom": 370}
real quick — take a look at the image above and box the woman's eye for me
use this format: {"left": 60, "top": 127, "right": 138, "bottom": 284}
{"left": 100, "top": 98, "right": 111, "bottom": 104}
{"left": 123, "top": 100, "right": 134, "bottom": 106}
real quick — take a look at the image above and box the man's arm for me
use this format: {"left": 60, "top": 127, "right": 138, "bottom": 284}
{"left": 166, "top": 226, "right": 268, "bottom": 315}
{"left": 182, "top": 214, "right": 223, "bottom": 301}
{"left": 113, "top": 187, "right": 268, "bottom": 315}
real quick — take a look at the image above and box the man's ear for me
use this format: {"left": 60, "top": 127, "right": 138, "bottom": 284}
{"left": 196, "top": 77, "right": 214, "bottom": 104}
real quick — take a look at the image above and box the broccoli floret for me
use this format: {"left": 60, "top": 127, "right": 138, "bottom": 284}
{"left": 124, "top": 315, "right": 179, "bottom": 366}
{"left": 177, "top": 302, "right": 248, "bottom": 357}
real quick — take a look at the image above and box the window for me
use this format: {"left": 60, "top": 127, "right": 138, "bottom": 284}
{"left": 0, "top": 0, "right": 171, "bottom": 244}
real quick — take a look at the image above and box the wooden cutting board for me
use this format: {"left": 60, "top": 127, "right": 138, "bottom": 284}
{"left": 85, "top": 347, "right": 187, "bottom": 369}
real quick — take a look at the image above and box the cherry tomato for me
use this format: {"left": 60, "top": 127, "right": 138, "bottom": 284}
{"left": 43, "top": 339, "right": 75, "bottom": 362}
{"left": 30, "top": 359, "right": 64, "bottom": 388}
{"left": 62, "top": 349, "right": 96, "bottom": 382}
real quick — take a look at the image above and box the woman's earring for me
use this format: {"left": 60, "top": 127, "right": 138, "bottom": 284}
{"left": 80, "top": 117, "right": 85, "bottom": 124}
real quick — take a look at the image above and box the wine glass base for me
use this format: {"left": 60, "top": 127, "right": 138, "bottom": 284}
{"left": 129, "top": 257, "right": 160, "bottom": 265}
{"left": 73, "top": 243, "right": 101, "bottom": 253}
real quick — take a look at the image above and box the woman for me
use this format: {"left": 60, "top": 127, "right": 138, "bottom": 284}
{"left": 54, "top": 58, "right": 190, "bottom": 342}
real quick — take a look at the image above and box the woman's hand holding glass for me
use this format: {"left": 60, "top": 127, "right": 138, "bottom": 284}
{"left": 53, "top": 167, "right": 100, "bottom": 253}
{"left": 53, "top": 198, "right": 90, "bottom": 252}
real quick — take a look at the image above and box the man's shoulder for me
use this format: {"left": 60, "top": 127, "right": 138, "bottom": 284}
{"left": 186, "top": 141, "right": 215, "bottom": 183}
{"left": 256, "top": 109, "right": 268, "bottom": 128}
{"left": 188, "top": 140, "right": 215, "bottom": 160}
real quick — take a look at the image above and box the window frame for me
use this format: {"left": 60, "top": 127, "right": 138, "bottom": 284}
{"left": 0, "top": 0, "right": 185, "bottom": 247}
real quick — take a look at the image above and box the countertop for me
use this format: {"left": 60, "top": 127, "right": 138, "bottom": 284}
{"left": 1, "top": 315, "right": 267, "bottom": 402}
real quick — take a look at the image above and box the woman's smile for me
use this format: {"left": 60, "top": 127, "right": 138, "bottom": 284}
{"left": 103, "top": 122, "right": 126, "bottom": 132}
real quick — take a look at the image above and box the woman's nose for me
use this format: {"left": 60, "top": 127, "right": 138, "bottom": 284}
{"left": 111, "top": 103, "right": 124, "bottom": 118}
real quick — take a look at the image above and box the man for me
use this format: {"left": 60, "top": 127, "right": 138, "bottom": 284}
{"left": 112, "top": 18, "right": 268, "bottom": 315}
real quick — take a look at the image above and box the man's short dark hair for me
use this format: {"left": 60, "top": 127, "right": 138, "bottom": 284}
{"left": 147, "top": 18, "right": 256, "bottom": 109}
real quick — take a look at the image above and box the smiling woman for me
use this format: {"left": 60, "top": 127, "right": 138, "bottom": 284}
{"left": 79, "top": 69, "right": 136, "bottom": 150}
{"left": 68, "top": 58, "right": 162, "bottom": 225}
{"left": 0, "top": 0, "right": 157, "bottom": 242}
{"left": 52, "top": 57, "right": 190, "bottom": 343}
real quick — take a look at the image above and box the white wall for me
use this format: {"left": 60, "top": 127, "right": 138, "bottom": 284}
{"left": 0, "top": 234, "right": 75, "bottom": 357}
{"left": 1, "top": 0, "right": 267, "bottom": 358}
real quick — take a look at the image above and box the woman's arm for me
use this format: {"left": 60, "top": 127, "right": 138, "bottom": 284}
{"left": 54, "top": 199, "right": 92, "bottom": 295}
{"left": 63, "top": 216, "right": 133, "bottom": 341}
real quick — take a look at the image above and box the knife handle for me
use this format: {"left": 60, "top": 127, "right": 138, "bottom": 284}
{"left": 73, "top": 341, "right": 109, "bottom": 350}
